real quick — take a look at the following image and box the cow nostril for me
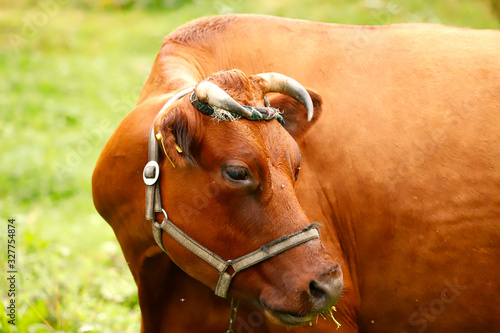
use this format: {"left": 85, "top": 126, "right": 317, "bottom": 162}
{"left": 309, "top": 280, "right": 327, "bottom": 303}
{"left": 308, "top": 273, "right": 343, "bottom": 310}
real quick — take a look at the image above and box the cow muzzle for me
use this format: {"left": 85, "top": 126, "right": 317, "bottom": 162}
{"left": 261, "top": 265, "right": 343, "bottom": 326}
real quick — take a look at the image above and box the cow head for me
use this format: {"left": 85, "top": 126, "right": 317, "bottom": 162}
{"left": 152, "top": 69, "right": 343, "bottom": 326}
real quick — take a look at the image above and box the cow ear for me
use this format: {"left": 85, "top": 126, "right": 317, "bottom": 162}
{"left": 267, "top": 89, "right": 323, "bottom": 140}
{"left": 154, "top": 104, "right": 202, "bottom": 167}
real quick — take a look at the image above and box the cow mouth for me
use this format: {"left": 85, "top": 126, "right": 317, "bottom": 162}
{"left": 261, "top": 301, "right": 315, "bottom": 326}
{"left": 268, "top": 310, "right": 315, "bottom": 326}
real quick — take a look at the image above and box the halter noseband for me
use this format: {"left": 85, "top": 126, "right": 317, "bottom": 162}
{"left": 143, "top": 89, "right": 320, "bottom": 298}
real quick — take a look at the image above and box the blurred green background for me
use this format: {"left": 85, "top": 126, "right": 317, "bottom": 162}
{"left": 1, "top": 0, "right": 498, "bottom": 332}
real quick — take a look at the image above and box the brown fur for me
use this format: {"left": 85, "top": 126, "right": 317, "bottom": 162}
{"left": 166, "top": 15, "right": 239, "bottom": 47}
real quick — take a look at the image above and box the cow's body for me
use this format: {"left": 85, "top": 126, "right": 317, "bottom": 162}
{"left": 92, "top": 15, "right": 500, "bottom": 332}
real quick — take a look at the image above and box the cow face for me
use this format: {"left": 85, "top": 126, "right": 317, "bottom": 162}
{"left": 153, "top": 70, "right": 343, "bottom": 326}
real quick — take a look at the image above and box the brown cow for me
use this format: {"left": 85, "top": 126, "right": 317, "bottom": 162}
{"left": 92, "top": 15, "right": 500, "bottom": 332}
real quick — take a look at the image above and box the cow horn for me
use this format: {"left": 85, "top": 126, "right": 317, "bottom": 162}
{"left": 256, "top": 73, "right": 314, "bottom": 122}
{"left": 194, "top": 81, "right": 253, "bottom": 118}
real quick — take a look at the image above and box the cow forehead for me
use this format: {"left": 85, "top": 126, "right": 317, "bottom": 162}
{"left": 201, "top": 117, "right": 301, "bottom": 169}
{"left": 205, "top": 69, "right": 266, "bottom": 105}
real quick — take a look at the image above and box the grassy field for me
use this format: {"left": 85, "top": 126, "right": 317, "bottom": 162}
{"left": 1, "top": 0, "right": 498, "bottom": 332}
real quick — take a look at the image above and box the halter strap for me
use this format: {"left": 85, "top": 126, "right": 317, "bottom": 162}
{"left": 154, "top": 207, "right": 319, "bottom": 298}
{"left": 143, "top": 89, "right": 320, "bottom": 298}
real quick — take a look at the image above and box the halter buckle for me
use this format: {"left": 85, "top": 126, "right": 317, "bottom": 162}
{"left": 143, "top": 160, "right": 160, "bottom": 185}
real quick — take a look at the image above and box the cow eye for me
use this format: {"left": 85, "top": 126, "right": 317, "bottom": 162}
{"left": 224, "top": 166, "right": 249, "bottom": 181}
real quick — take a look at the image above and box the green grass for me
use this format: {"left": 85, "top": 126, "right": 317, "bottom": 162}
{"left": 1, "top": 1, "right": 498, "bottom": 332}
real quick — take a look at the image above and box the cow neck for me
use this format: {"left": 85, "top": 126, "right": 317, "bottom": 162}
{"left": 143, "top": 89, "right": 321, "bottom": 299}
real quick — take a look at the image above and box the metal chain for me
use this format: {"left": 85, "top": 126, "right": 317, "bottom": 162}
{"left": 226, "top": 298, "right": 240, "bottom": 333}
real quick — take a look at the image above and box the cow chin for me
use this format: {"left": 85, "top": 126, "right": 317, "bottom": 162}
{"left": 260, "top": 291, "right": 342, "bottom": 327}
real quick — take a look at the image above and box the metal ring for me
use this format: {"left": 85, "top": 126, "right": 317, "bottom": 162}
{"left": 161, "top": 209, "right": 168, "bottom": 220}
{"left": 143, "top": 160, "right": 160, "bottom": 185}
